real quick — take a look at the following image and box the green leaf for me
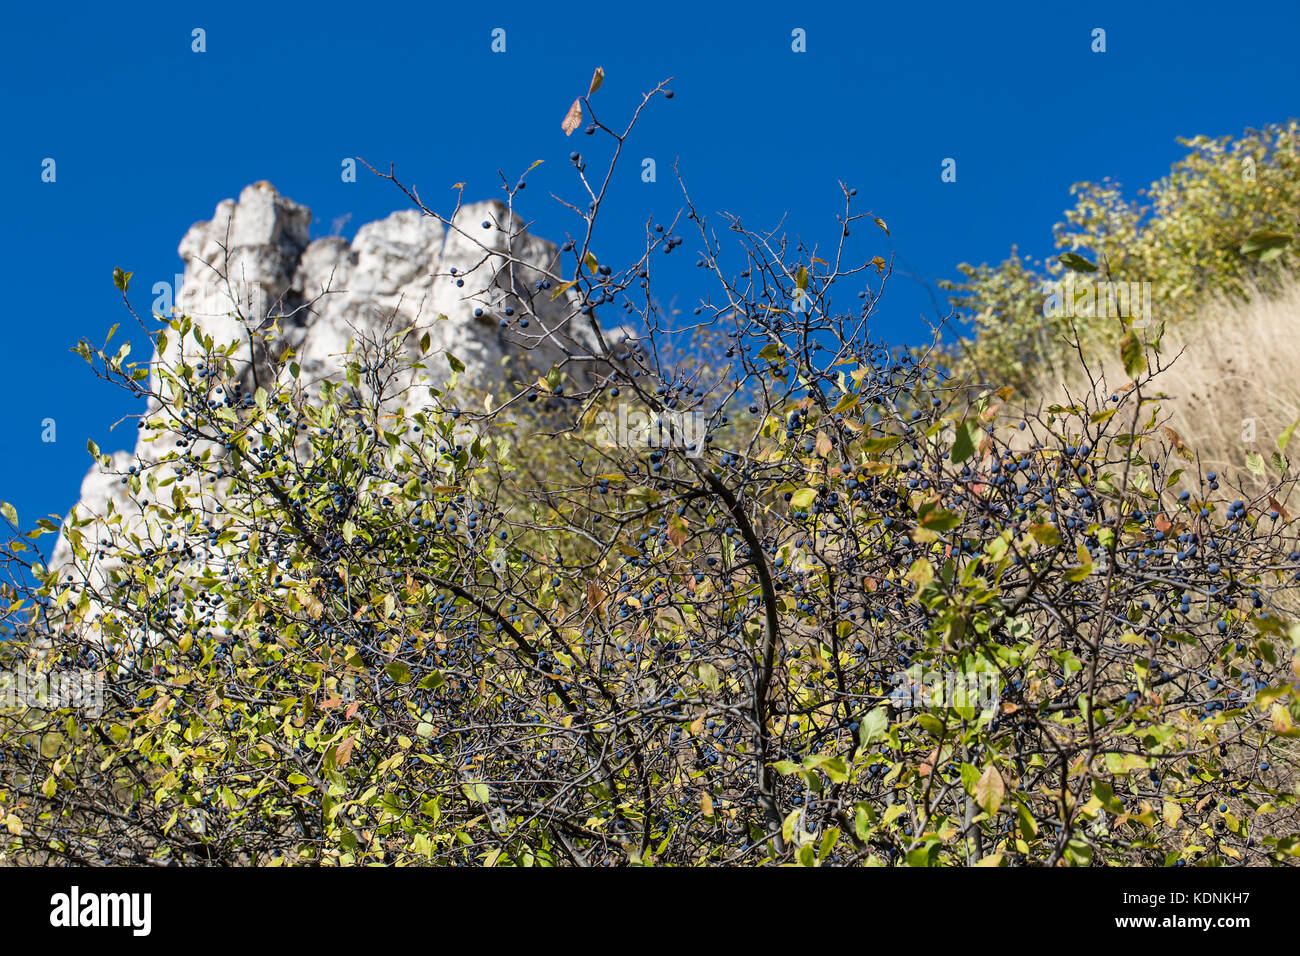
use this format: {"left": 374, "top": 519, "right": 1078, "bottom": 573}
{"left": 1017, "top": 803, "right": 1038, "bottom": 839}
{"left": 1119, "top": 330, "right": 1146, "bottom": 379}
{"left": 112, "top": 267, "right": 133, "bottom": 291}
{"left": 818, "top": 827, "right": 841, "bottom": 862}
{"left": 417, "top": 672, "right": 446, "bottom": 691}
{"left": 881, "top": 804, "right": 908, "bottom": 826}
{"left": 858, "top": 706, "right": 889, "bottom": 746}
{"left": 1029, "top": 524, "right": 1062, "bottom": 547}
{"left": 0, "top": 501, "right": 17, "bottom": 526}
{"left": 950, "top": 420, "right": 976, "bottom": 464}
{"left": 447, "top": 353, "right": 466, "bottom": 374}
{"left": 1241, "top": 230, "right": 1293, "bottom": 262}
{"left": 917, "top": 501, "right": 960, "bottom": 533}
{"left": 854, "top": 805, "right": 871, "bottom": 842}
{"left": 795, "top": 265, "right": 809, "bottom": 291}
{"left": 803, "top": 754, "right": 849, "bottom": 784}
{"left": 1245, "top": 451, "right": 1266, "bottom": 477}
{"left": 697, "top": 662, "right": 720, "bottom": 692}
{"left": 906, "top": 842, "right": 937, "bottom": 867}
{"left": 1279, "top": 417, "right": 1299, "bottom": 453}
{"left": 789, "top": 488, "right": 817, "bottom": 509}
{"left": 906, "top": 558, "right": 934, "bottom": 589}
{"left": 385, "top": 661, "right": 412, "bottom": 684}
{"left": 782, "top": 809, "right": 800, "bottom": 845}
{"left": 1059, "top": 252, "right": 1097, "bottom": 273}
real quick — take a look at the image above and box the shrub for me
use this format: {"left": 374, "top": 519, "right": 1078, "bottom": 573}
{"left": 943, "top": 120, "right": 1300, "bottom": 394}
{"left": 2, "top": 85, "right": 1299, "bottom": 867}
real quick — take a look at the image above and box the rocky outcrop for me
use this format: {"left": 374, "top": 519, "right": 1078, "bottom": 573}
{"left": 50, "top": 182, "right": 606, "bottom": 578}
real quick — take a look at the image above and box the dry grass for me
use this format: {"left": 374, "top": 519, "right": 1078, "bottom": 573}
{"left": 1027, "top": 272, "right": 1300, "bottom": 498}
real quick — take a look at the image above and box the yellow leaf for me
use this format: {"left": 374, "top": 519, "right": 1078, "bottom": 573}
{"left": 906, "top": 558, "right": 934, "bottom": 589}
{"left": 975, "top": 765, "right": 1005, "bottom": 816}
{"left": 1271, "top": 704, "right": 1295, "bottom": 734}
{"left": 1163, "top": 801, "right": 1182, "bottom": 828}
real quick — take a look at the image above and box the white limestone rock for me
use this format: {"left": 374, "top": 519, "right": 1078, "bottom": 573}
{"left": 51, "top": 182, "right": 605, "bottom": 580}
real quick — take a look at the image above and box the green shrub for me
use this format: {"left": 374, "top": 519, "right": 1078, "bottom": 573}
{"left": 3, "top": 92, "right": 1299, "bottom": 868}
{"left": 943, "top": 120, "right": 1300, "bottom": 394}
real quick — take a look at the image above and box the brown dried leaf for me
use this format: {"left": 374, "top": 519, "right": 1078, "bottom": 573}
{"left": 917, "top": 746, "right": 939, "bottom": 777}
{"left": 1163, "top": 426, "right": 1194, "bottom": 462}
{"left": 667, "top": 514, "right": 688, "bottom": 548}
{"left": 561, "top": 98, "right": 583, "bottom": 135}
{"left": 587, "top": 579, "right": 606, "bottom": 613}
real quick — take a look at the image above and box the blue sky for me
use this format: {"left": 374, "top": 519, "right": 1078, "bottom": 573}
{"left": 2, "top": 0, "right": 1298, "bottom": 557}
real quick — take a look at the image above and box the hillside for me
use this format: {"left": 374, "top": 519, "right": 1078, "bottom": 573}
{"left": 1027, "top": 273, "right": 1300, "bottom": 493}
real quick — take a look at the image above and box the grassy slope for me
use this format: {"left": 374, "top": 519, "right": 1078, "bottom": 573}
{"left": 1024, "top": 272, "right": 1300, "bottom": 497}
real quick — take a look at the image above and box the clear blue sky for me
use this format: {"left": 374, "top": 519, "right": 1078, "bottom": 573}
{"left": 3, "top": 0, "right": 1298, "bottom": 557}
